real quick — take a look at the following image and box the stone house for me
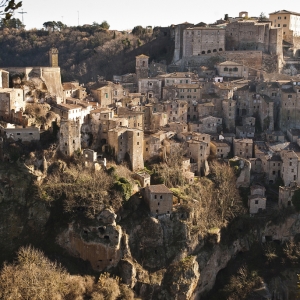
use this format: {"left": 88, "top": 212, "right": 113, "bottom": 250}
{"left": 158, "top": 72, "right": 195, "bottom": 86}
{"left": 143, "top": 131, "right": 168, "bottom": 161}
{"left": 163, "top": 99, "right": 188, "bottom": 123}
{"left": 236, "top": 125, "right": 255, "bottom": 139}
{"left": 210, "top": 140, "right": 231, "bottom": 158}
{"left": 216, "top": 61, "right": 248, "bottom": 78}
{"left": 197, "top": 102, "right": 215, "bottom": 118}
{"left": 134, "top": 171, "right": 151, "bottom": 187}
{"left": 248, "top": 185, "right": 266, "bottom": 214}
{"left": 138, "top": 78, "right": 162, "bottom": 100}
{"left": 233, "top": 138, "right": 253, "bottom": 159}
{"left": 150, "top": 112, "right": 168, "bottom": 131}
{"left": 249, "top": 158, "right": 263, "bottom": 173}
{"left": 186, "top": 138, "right": 210, "bottom": 175}
{"left": 149, "top": 61, "right": 167, "bottom": 77}
{"left": 108, "top": 127, "right": 144, "bottom": 171}
{"left": 90, "top": 81, "right": 128, "bottom": 108}
{"left": 117, "top": 107, "right": 144, "bottom": 130}
{"left": 265, "top": 130, "right": 285, "bottom": 143}
{"left": 287, "top": 129, "right": 300, "bottom": 142}
{"left": 0, "top": 88, "right": 25, "bottom": 123}
{"left": 59, "top": 119, "right": 81, "bottom": 156}
{"left": 278, "top": 183, "right": 297, "bottom": 208}
{"left": 52, "top": 103, "right": 90, "bottom": 125}
{"left": 63, "top": 82, "right": 87, "bottom": 100}
{"left": 144, "top": 184, "right": 173, "bottom": 215}
{"left": 261, "top": 155, "right": 282, "bottom": 184}
{"left": 4, "top": 127, "right": 40, "bottom": 142}
{"left": 190, "top": 116, "right": 222, "bottom": 134}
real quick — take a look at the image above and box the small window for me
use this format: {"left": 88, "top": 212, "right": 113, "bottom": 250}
{"left": 255, "top": 200, "right": 259, "bottom": 204}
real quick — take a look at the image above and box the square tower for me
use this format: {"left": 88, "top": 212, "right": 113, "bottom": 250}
{"left": 49, "top": 47, "right": 59, "bottom": 67}
{"left": 136, "top": 54, "right": 149, "bottom": 82}
{"left": 59, "top": 119, "right": 81, "bottom": 156}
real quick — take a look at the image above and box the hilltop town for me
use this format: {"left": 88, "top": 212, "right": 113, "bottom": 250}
{"left": 2, "top": 9, "right": 300, "bottom": 300}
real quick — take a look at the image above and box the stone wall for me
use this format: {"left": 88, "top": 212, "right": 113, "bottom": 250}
{"left": 178, "top": 51, "right": 263, "bottom": 71}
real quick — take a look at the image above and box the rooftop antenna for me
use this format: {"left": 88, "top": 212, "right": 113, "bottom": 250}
{"left": 18, "top": 8, "right": 27, "bottom": 25}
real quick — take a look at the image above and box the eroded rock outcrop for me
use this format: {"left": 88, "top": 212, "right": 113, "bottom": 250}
{"left": 57, "top": 208, "right": 122, "bottom": 271}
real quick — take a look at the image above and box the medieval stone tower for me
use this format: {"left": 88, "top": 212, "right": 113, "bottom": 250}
{"left": 127, "top": 129, "right": 144, "bottom": 171}
{"left": 49, "top": 47, "right": 59, "bottom": 67}
{"left": 59, "top": 119, "right": 81, "bottom": 156}
{"left": 136, "top": 54, "right": 149, "bottom": 82}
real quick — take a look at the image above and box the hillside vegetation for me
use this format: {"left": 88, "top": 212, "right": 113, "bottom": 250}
{"left": 0, "top": 24, "right": 174, "bottom": 82}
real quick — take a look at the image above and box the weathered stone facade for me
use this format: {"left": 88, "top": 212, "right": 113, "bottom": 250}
{"left": 59, "top": 119, "right": 81, "bottom": 156}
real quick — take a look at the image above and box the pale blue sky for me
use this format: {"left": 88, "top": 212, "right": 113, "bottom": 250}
{"left": 17, "top": 0, "right": 300, "bottom": 30}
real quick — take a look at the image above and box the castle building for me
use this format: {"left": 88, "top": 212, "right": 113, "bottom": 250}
{"left": 183, "top": 26, "right": 226, "bottom": 56}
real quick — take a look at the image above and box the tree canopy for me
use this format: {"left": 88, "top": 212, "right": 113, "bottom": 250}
{"left": 0, "top": 0, "right": 22, "bottom": 20}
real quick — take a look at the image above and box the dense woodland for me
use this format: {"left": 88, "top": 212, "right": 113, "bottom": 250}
{"left": 0, "top": 19, "right": 174, "bottom": 82}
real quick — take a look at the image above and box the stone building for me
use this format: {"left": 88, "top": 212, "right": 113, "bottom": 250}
{"left": 134, "top": 171, "right": 151, "bottom": 187}
{"left": 90, "top": 81, "right": 128, "bottom": 108}
{"left": 173, "top": 22, "right": 194, "bottom": 62}
{"left": 163, "top": 99, "right": 188, "bottom": 123}
{"left": 210, "top": 140, "right": 231, "bottom": 158}
{"left": 0, "top": 88, "right": 25, "bottom": 123}
{"left": 49, "top": 47, "right": 59, "bottom": 67}
{"left": 189, "top": 116, "right": 222, "bottom": 134}
{"left": 248, "top": 185, "right": 266, "bottom": 214}
{"left": 136, "top": 54, "right": 149, "bottom": 82}
{"left": 183, "top": 26, "right": 226, "bottom": 56}
{"left": 144, "top": 184, "right": 173, "bottom": 215}
{"left": 279, "top": 183, "right": 297, "bottom": 208}
{"left": 59, "top": 119, "right": 81, "bottom": 156}
{"left": 233, "top": 138, "right": 253, "bottom": 159}
{"left": 222, "top": 99, "right": 236, "bottom": 131}
{"left": 216, "top": 61, "right": 248, "bottom": 78}
{"left": 225, "top": 20, "right": 282, "bottom": 55}
{"left": 0, "top": 69, "right": 9, "bottom": 89}
{"left": 138, "top": 78, "right": 162, "bottom": 100}
{"left": 4, "top": 127, "right": 40, "bottom": 142}
{"left": 280, "top": 150, "right": 300, "bottom": 186}
{"left": 117, "top": 107, "right": 144, "bottom": 130}
{"left": 108, "top": 127, "right": 144, "bottom": 171}
{"left": 269, "top": 10, "right": 300, "bottom": 56}
{"left": 63, "top": 82, "right": 87, "bottom": 100}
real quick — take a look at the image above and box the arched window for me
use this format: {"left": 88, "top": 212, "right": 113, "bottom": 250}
{"left": 219, "top": 48, "right": 223, "bottom": 51}
{"left": 201, "top": 51, "right": 205, "bottom": 54}
{"left": 229, "top": 68, "right": 233, "bottom": 72}
{"left": 233, "top": 67, "right": 238, "bottom": 72}
{"left": 224, "top": 67, "right": 228, "bottom": 71}
{"left": 207, "top": 50, "right": 211, "bottom": 53}
{"left": 213, "top": 49, "right": 217, "bottom": 52}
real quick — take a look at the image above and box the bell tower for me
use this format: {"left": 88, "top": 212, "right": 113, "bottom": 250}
{"left": 49, "top": 47, "right": 59, "bottom": 67}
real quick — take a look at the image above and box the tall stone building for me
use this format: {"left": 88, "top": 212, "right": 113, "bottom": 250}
{"left": 49, "top": 47, "right": 59, "bottom": 67}
{"left": 108, "top": 128, "right": 144, "bottom": 171}
{"left": 225, "top": 18, "right": 283, "bottom": 55}
{"left": 59, "top": 119, "right": 81, "bottom": 156}
{"left": 183, "top": 26, "right": 226, "bottom": 56}
{"left": 269, "top": 10, "right": 300, "bottom": 56}
{"left": 136, "top": 54, "right": 149, "bottom": 82}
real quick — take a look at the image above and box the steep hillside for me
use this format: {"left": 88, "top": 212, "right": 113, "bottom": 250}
{"left": 0, "top": 26, "right": 174, "bottom": 82}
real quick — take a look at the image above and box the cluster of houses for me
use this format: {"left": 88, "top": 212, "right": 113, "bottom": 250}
{"left": 1, "top": 9, "right": 300, "bottom": 217}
